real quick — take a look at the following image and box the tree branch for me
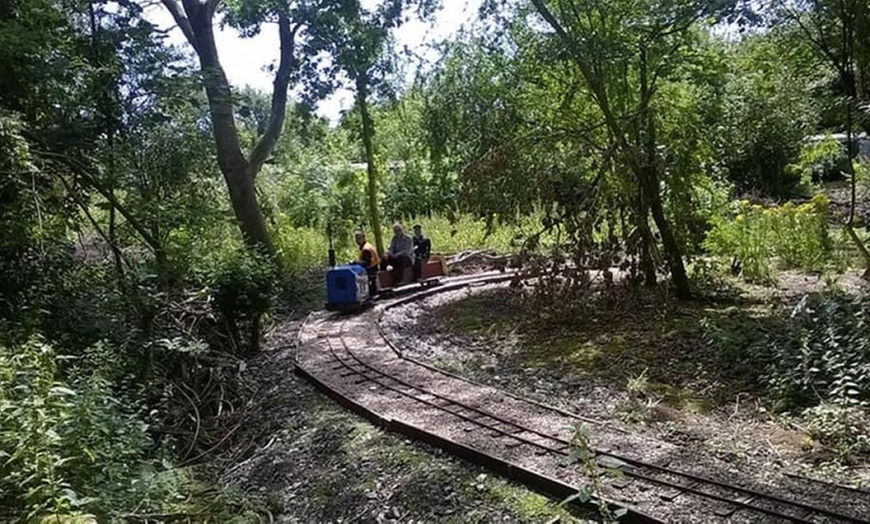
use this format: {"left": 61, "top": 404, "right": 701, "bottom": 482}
{"left": 249, "top": 16, "right": 300, "bottom": 178}
{"left": 206, "top": 0, "right": 221, "bottom": 20}
{"left": 56, "top": 172, "right": 133, "bottom": 272}
{"left": 39, "top": 151, "right": 164, "bottom": 253}
{"left": 160, "top": 0, "right": 198, "bottom": 53}
{"left": 531, "top": 0, "right": 626, "bottom": 143}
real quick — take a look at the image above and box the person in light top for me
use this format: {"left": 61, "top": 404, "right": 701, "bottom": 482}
{"left": 381, "top": 223, "right": 414, "bottom": 284}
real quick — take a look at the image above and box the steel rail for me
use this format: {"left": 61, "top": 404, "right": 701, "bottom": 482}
{"left": 322, "top": 322, "right": 654, "bottom": 522}
{"left": 375, "top": 273, "right": 615, "bottom": 430}
{"left": 332, "top": 319, "right": 868, "bottom": 523}
{"left": 299, "top": 331, "right": 658, "bottom": 522}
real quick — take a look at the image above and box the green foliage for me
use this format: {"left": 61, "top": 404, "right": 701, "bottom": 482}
{"left": 415, "top": 214, "right": 542, "bottom": 254}
{"left": 703, "top": 291, "right": 870, "bottom": 414}
{"left": 274, "top": 214, "right": 349, "bottom": 269}
{"left": 209, "top": 250, "right": 277, "bottom": 325}
{"left": 769, "top": 198, "right": 834, "bottom": 269}
{"left": 717, "top": 29, "right": 822, "bottom": 197}
{"left": 763, "top": 294, "right": 870, "bottom": 409}
{"left": 0, "top": 338, "right": 170, "bottom": 521}
{"left": 803, "top": 403, "right": 870, "bottom": 458}
{"left": 562, "top": 425, "right": 625, "bottom": 521}
{"left": 704, "top": 195, "right": 834, "bottom": 281}
{"left": 787, "top": 135, "right": 849, "bottom": 188}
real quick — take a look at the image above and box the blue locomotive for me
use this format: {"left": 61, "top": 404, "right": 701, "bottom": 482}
{"left": 325, "top": 264, "right": 372, "bottom": 312}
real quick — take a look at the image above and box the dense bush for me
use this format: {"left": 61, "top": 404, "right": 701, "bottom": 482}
{"left": 761, "top": 294, "right": 870, "bottom": 410}
{"left": 209, "top": 249, "right": 278, "bottom": 354}
{"left": 803, "top": 403, "right": 870, "bottom": 457}
{"left": 0, "top": 338, "right": 174, "bottom": 521}
{"left": 787, "top": 135, "right": 849, "bottom": 187}
{"left": 704, "top": 194, "right": 834, "bottom": 281}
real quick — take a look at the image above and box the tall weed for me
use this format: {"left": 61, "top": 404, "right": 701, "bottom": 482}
{"left": 704, "top": 195, "right": 833, "bottom": 281}
{"left": 0, "top": 338, "right": 174, "bottom": 521}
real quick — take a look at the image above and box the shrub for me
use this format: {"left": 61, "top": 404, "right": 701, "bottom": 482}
{"left": 413, "top": 214, "right": 550, "bottom": 254}
{"left": 769, "top": 195, "right": 832, "bottom": 269}
{"left": 0, "top": 338, "right": 160, "bottom": 521}
{"left": 274, "top": 214, "right": 354, "bottom": 270}
{"left": 208, "top": 249, "right": 277, "bottom": 354}
{"left": 704, "top": 195, "right": 833, "bottom": 281}
{"left": 803, "top": 403, "right": 870, "bottom": 458}
{"left": 786, "top": 135, "right": 848, "bottom": 188}
{"left": 761, "top": 294, "right": 870, "bottom": 410}
{"left": 704, "top": 201, "right": 772, "bottom": 282}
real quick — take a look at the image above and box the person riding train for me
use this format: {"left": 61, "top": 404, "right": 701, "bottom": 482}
{"left": 412, "top": 224, "right": 431, "bottom": 281}
{"left": 380, "top": 223, "right": 414, "bottom": 284}
{"left": 353, "top": 230, "right": 380, "bottom": 297}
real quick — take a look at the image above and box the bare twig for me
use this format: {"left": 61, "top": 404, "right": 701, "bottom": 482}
{"left": 176, "top": 384, "right": 202, "bottom": 461}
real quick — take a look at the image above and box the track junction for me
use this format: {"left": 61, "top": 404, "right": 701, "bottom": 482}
{"left": 295, "top": 273, "right": 870, "bottom": 523}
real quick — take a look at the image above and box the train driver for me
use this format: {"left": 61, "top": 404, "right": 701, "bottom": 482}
{"left": 354, "top": 230, "right": 380, "bottom": 297}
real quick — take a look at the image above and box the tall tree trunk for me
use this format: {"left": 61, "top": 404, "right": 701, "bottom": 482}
{"left": 637, "top": 183, "right": 657, "bottom": 286}
{"left": 640, "top": 45, "right": 690, "bottom": 299}
{"left": 161, "top": 0, "right": 300, "bottom": 255}
{"left": 357, "top": 75, "right": 385, "bottom": 255}
{"left": 186, "top": 7, "right": 272, "bottom": 252}
{"left": 645, "top": 169, "right": 691, "bottom": 299}
{"left": 843, "top": 95, "right": 870, "bottom": 277}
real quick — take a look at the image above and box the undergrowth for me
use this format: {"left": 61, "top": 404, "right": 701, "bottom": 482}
{"left": 270, "top": 213, "right": 544, "bottom": 271}
{"left": 703, "top": 292, "right": 870, "bottom": 459}
{"left": 0, "top": 338, "right": 173, "bottom": 521}
{"left": 705, "top": 195, "right": 837, "bottom": 282}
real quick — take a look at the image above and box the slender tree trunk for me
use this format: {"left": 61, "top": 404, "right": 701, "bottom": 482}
{"left": 192, "top": 31, "right": 272, "bottom": 251}
{"left": 645, "top": 170, "right": 691, "bottom": 298}
{"left": 161, "top": 0, "right": 301, "bottom": 254}
{"left": 843, "top": 96, "right": 870, "bottom": 277}
{"left": 640, "top": 45, "right": 689, "bottom": 299}
{"left": 637, "top": 183, "right": 657, "bottom": 286}
{"left": 357, "top": 75, "right": 385, "bottom": 255}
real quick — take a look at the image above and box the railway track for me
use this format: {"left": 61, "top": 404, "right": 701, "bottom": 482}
{"left": 296, "top": 274, "right": 870, "bottom": 523}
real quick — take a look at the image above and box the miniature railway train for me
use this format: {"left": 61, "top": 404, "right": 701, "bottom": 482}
{"left": 325, "top": 256, "right": 448, "bottom": 312}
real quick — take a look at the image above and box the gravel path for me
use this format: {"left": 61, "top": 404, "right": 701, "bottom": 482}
{"left": 220, "top": 315, "right": 591, "bottom": 523}
{"left": 366, "top": 283, "right": 870, "bottom": 523}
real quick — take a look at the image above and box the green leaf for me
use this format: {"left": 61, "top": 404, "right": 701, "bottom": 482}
{"left": 50, "top": 386, "right": 77, "bottom": 397}
{"left": 561, "top": 486, "right": 593, "bottom": 505}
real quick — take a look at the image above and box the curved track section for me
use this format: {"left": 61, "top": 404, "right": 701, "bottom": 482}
{"left": 296, "top": 274, "right": 870, "bottom": 523}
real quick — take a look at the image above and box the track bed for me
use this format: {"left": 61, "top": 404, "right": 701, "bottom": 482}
{"left": 296, "top": 274, "right": 870, "bottom": 523}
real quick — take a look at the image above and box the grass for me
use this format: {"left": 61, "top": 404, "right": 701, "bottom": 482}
{"left": 271, "top": 213, "right": 552, "bottom": 272}
{"left": 431, "top": 283, "right": 781, "bottom": 411}
{"left": 487, "top": 481, "right": 581, "bottom": 521}
{"left": 224, "top": 363, "right": 596, "bottom": 523}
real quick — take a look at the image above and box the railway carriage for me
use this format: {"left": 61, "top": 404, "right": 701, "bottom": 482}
{"left": 325, "top": 256, "right": 447, "bottom": 313}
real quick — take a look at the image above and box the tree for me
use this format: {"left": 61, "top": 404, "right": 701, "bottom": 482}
{"left": 522, "top": 0, "right": 755, "bottom": 298}
{"left": 303, "top": 0, "right": 438, "bottom": 254}
{"left": 159, "top": 0, "right": 302, "bottom": 252}
{"left": 718, "top": 29, "right": 822, "bottom": 197}
{"left": 774, "top": 0, "right": 870, "bottom": 274}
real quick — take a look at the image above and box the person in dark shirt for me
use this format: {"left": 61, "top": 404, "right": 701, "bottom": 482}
{"left": 412, "top": 224, "right": 431, "bottom": 281}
